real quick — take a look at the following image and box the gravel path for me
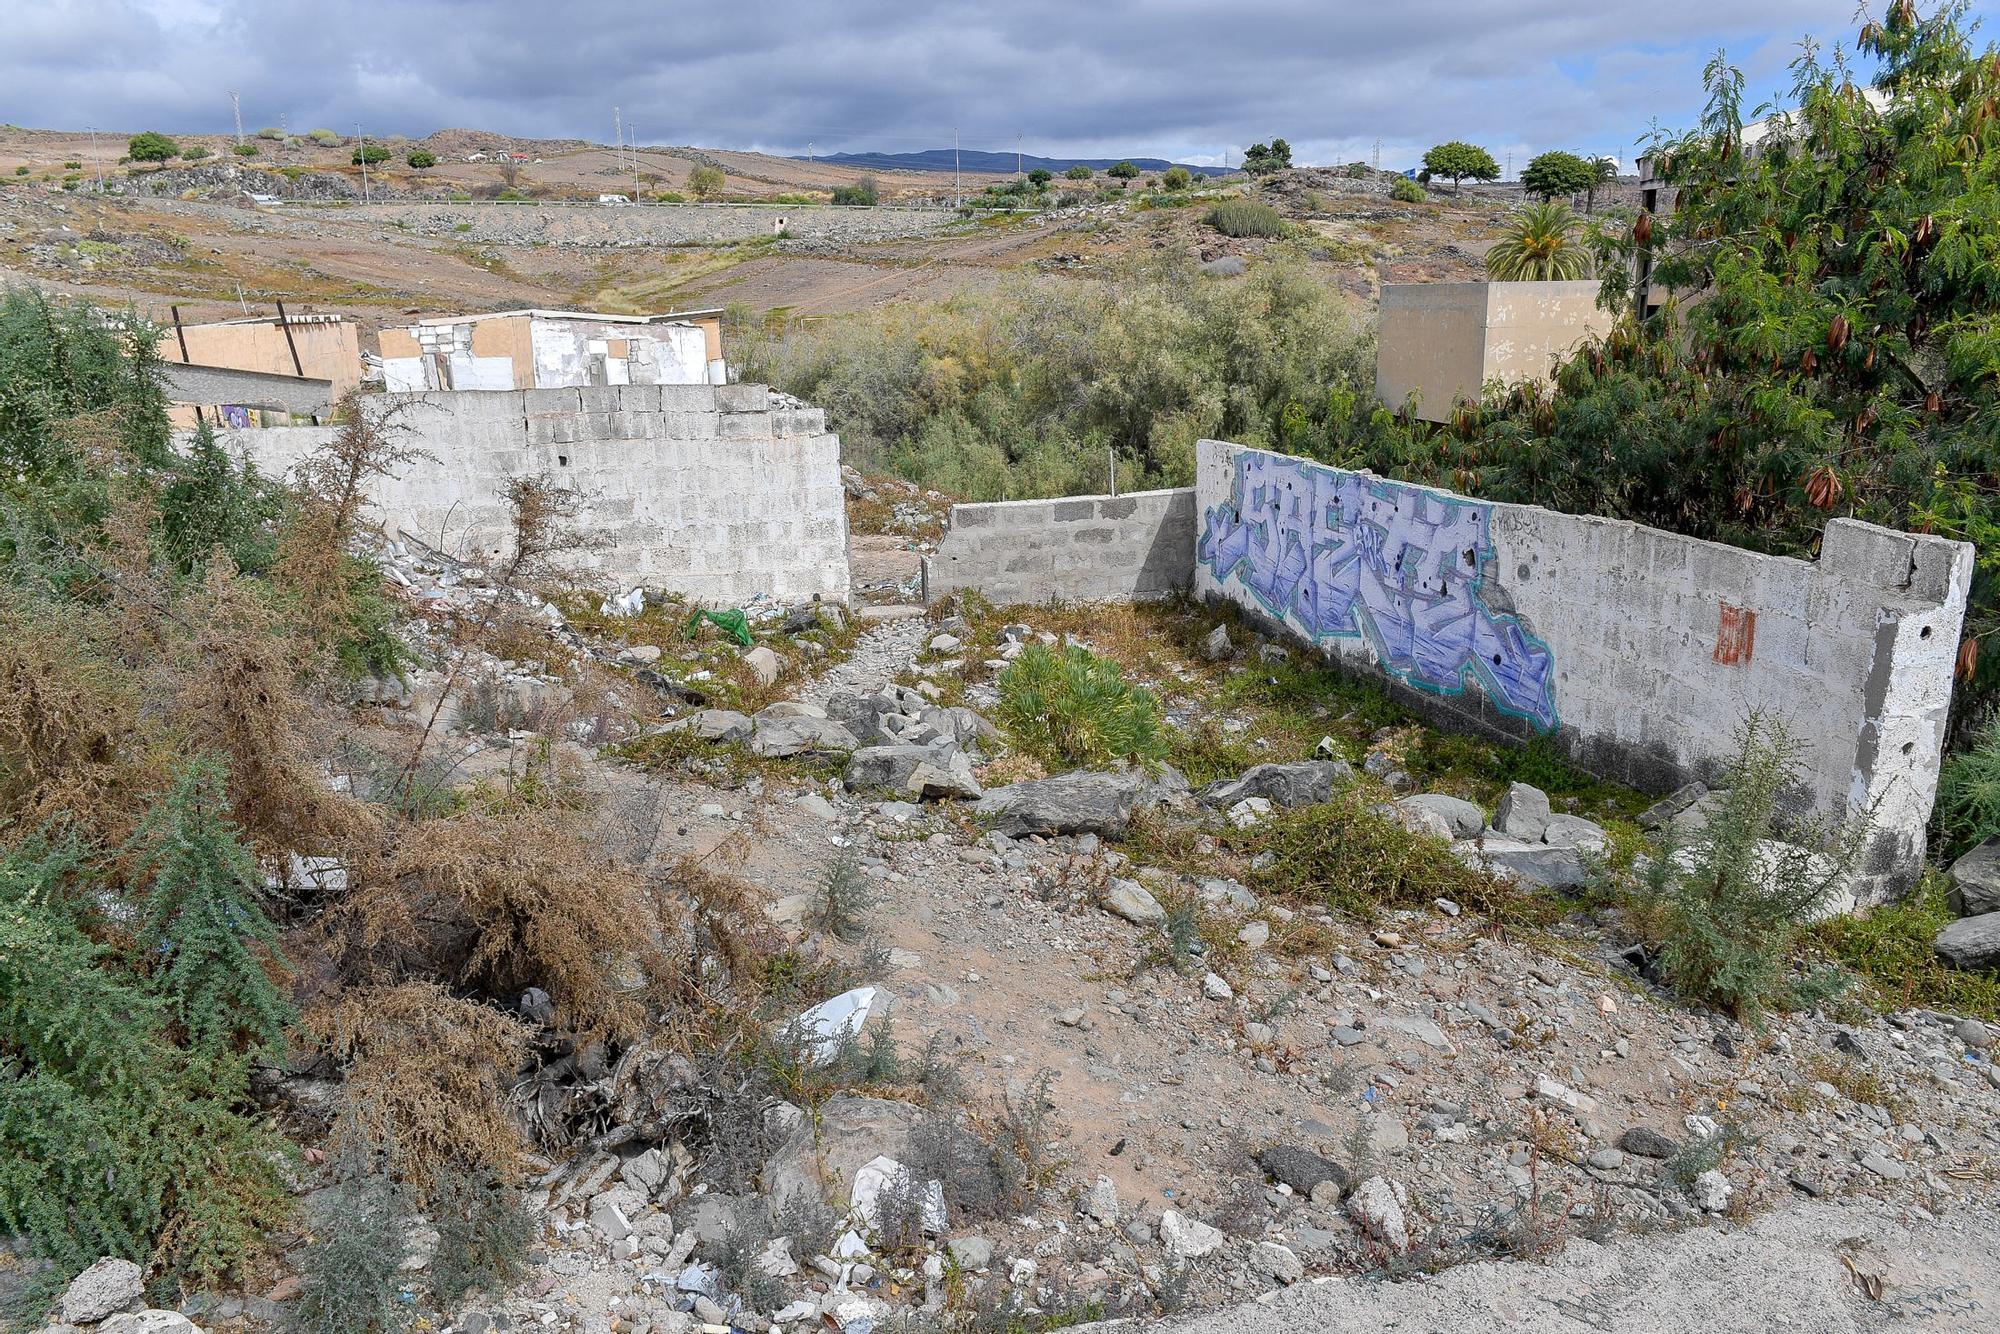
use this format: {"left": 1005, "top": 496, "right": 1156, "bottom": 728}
{"left": 1093, "top": 1196, "right": 1997, "bottom": 1334}
{"left": 797, "top": 612, "right": 931, "bottom": 705}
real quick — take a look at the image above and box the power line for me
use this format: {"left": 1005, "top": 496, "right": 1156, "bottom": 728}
{"left": 229, "top": 91, "right": 244, "bottom": 146}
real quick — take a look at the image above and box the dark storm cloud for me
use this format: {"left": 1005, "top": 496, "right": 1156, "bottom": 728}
{"left": 2, "top": 1, "right": 1915, "bottom": 169}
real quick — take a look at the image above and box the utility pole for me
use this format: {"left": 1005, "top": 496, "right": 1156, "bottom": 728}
{"left": 1372, "top": 139, "right": 1381, "bottom": 173}
{"left": 807, "top": 140, "right": 814, "bottom": 163}
{"left": 1017, "top": 132, "right": 1022, "bottom": 175}
{"left": 629, "top": 123, "right": 641, "bottom": 200}
{"left": 613, "top": 106, "right": 623, "bottom": 176}
{"left": 954, "top": 127, "right": 960, "bottom": 205}
{"left": 230, "top": 92, "right": 245, "bottom": 146}
{"left": 357, "top": 123, "right": 371, "bottom": 202}
{"left": 1505, "top": 151, "right": 1512, "bottom": 181}
{"left": 88, "top": 126, "right": 102, "bottom": 190}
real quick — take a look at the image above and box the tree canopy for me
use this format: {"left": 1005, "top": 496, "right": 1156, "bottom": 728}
{"left": 1422, "top": 141, "right": 1500, "bottom": 192}
{"left": 1520, "top": 150, "right": 1595, "bottom": 201}
{"left": 127, "top": 132, "right": 179, "bottom": 163}
{"left": 1484, "top": 202, "right": 1591, "bottom": 281}
{"left": 1243, "top": 139, "right": 1292, "bottom": 175}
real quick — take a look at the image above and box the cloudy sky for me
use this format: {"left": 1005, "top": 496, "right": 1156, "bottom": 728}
{"left": 9, "top": 1, "right": 1993, "bottom": 172}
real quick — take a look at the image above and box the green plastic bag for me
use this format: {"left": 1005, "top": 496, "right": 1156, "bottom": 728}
{"left": 686, "top": 607, "right": 753, "bottom": 647}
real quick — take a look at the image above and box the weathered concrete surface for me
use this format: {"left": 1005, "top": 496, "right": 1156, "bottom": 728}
{"left": 211, "top": 384, "right": 847, "bottom": 605}
{"left": 301, "top": 201, "right": 955, "bottom": 249}
{"left": 922, "top": 488, "right": 1195, "bottom": 605}
{"left": 162, "top": 362, "right": 333, "bottom": 415}
{"left": 1195, "top": 440, "right": 1973, "bottom": 903}
{"left": 1376, "top": 279, "right": 1613, "bottom": 422}
{"left": 1086, "top": 1197, "right": 1998, "bottom": 1333}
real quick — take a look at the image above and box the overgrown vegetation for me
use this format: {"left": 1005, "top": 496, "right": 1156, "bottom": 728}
{"left": 1201, "top": 198, "right": 1288, "bottom": 239}
{"left": 734, "top": 255, "right": 1375, "bottom": 499}
{"left": 1937, "top": 716, "right": 2000, "bottom": 857}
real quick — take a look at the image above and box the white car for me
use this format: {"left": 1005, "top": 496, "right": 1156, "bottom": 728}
{"left": 597, "top": 193, "right": 632, "bottom": 206}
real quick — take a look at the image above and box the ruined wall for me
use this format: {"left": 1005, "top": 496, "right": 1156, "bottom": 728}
{"left": 921, "top": 489, "right": 1196, "bottom": 605}
{"left": 1194, "top": 439, "right": 1973, "bottom": 902}
{"left": 214, "top": 384, "right": 847, "bottom": 605}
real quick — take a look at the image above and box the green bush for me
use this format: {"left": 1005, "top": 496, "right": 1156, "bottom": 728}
{"left": 1937, "top": 718, "right": 2000, "bottom": 858}
{"left": 996, "top": 643, "right": 1164, "bottom": 767}
{"left": 307, "top": 128, "right": 342, "bottom": 146}
{"left": 232, "top": 143, "right": 259, "bottom": 157}
{"left": 289, "top": 1170, "right": 408, "bottom": 1334}
{"left": 1389, "top": 176, "right": 1426, "bottom": 203}
{"left": 427, "top": 1167, "right": 536, "bottom": 1310}
{"left": 1201, "top": 198, "right": 1287, "bottom": 238}
{"left": 1812, "top": 874, "right": 2000, "bottom": 1019}
{"left": 689, "top": 164, "right": 727, "bottom": 200}
{"left": 1243, "top": 793, "right": 1519, "bottom": 921}
{"left": 1161, "top": 166, "right": 1191, "bottom": 191}
{"left": 1641, "top": 717, "right": 1859, "bottom": 1023}
{"left": 1028, "top": 167, "right": 1054, "bottom": 188}
{"left": 1065, "top": 164, "right": 1094, "bottom": 180}
{"left": 127, "top": 131, "right": 179, "bottom": 162}
{"left": 830, "top": 175, "right": 879, "bottom": 206}
{"left": 11, "top": 166, "right": 24, "bottom": 176}
{"left": 182, "top": 145, "right": 211, "bottom": 161}
{"left": 1107, "top": 160, "right": 1139, "bottom": 180}
{"left": 406, "top": 149, "right": 437, "bottom": 169}
{"left": 351, "top": 144, "right": 390, "bottom": 165}
{"left": 256, "top": 127, "right": 285, "bottom": 141}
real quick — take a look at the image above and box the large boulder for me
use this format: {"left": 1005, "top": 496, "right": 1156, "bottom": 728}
{"left": 1199, "top": 760, "right": 1351, "bottom": 811}
{"left": 1949, "top": 839, "right": 2000, "bottom": 918}
{"left": 1935, "top": 912, "right": 2000, "bottom": 970}
{"left": 845, "top": 744, "right": 981, "bottom": 800}
{"left": 663, "top": 709, "right": 754, "bottom": 743}
{"left": 1399, "top": 794, "right": 1485, "bottom": 838}
{"left": 974, "top": 770, "right": 1150, "bottom": 837}
{"left": 1474, "top": 837, "right": 1589, "bottom": 889}
{"left": 60, "top": 1257, "right": 145, "bottom": 1324}
{"left": 749, "top": 715, "right": 861, "bottom": 759}
{"left": 1493, "top": 782, "right": 1551, "bottom": 841}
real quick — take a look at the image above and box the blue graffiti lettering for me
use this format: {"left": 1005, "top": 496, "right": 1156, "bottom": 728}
{"left": 1199, "top": 452, "right": 1558, "bottom": 732}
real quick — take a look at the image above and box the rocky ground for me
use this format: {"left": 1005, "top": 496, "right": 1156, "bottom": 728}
{"left": 26, "top": 534, "right": 2000, "bottom": 1334}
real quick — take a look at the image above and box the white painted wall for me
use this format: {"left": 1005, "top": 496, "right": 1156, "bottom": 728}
{"left": 1194, "top": 439, "right": 1972, "bottom": 902}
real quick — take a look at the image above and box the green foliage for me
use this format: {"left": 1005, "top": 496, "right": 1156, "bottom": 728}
{"left": 158, "top": 418, "right": 283, "bottom": 573}
{"left": 351, "top": 144, "right": 391, "bottom": 165}
{"left": 0, "top": 838, "right": 293, "bottom": 1287}
{"left": 996, "top": 643, "right": 1164, "bottom": 767}
{"left": 1242, "top": 139, "right": 1292, "bottom": 175}
{"left": 288, "top": 1171, "right": 409, "bottom": 1334}
{"left": 256, "top": 127, "right": 285, "bottom": 141}
{"left": 1202, "top": 198, "right": 1287, "bottom": 238}
{"left": 1421, "top": 140, "right": 1499, "bottom": 192}
{"left": 231, "top": 143, "right": 260, "bottom": 157}
{"left": 1812, "top": 872, "right": 2000, "bottom": 1020}
{"left": 1064, "top": 164, "right": 1094, "bottom": 180}
{"left": 1520, "top": 150, "right": 1595, "bottom": 201}
{"left": 306, "top": 128, "right": 342, "bottom": 146}
{"left": 132, "top": 755, "right": 295, "bottom": 1057}
{"left": 1485, "top": 201, "right": 1592, "bottom": 281}
{"left": 1161, "top": 166, "right": 1191, "bottom": 191}
{"left": 182, "top": 145, "right": 211, "bottom": 161}
{"left": 127, "top": 132, "right": 179, "bottom": 163}
{"left": 1641, "top": 717, "right": 1858, "bottom": 1023}
{"left": 1028, "top": 167, "right": 1054, "bottom": 188}
{"left": 690, "top": 164, "right": 727, "bottom": 200}
{"left": 1937, "top": 716, "right": 2000, "bottom": 858}
{"left": 811, "top": 851, "right": 879, "bottom": 941}
{"left": 406, "top": 149, "right": 437, "bottom": 169}
{"left": 1242, "top": 793, "right": 1528, "bottom": 921}
{"left": 1107, "top": 160, "right": 1140, "bottom": 180}
{"left": 11, "top": 165, "right": 25, "bottom": 176}
{"left": 427, "top": 1166, "right": 536, "bottom": 1311}
{"left": 732, "top": 254, "right": 1374, "bottom": 499}
{"left": 1389, "top": 176, "right": 1427, "bottom": 204}
{"left": 830, "top": 174, "right": 878, "bottom": 206}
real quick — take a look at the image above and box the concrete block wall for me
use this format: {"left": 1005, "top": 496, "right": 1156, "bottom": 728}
{"left": 210, "top": 384, "right": 847, "bottom": 606}
{"left": 1194, "top": 439, "right": 1973, "bottom": 903}
{"left": 921, "top": 488, "right": 1196, "bottom": 605}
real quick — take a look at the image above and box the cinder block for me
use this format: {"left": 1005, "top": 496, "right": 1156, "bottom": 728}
{"left": 658, "top": 384, "right": 717, "bottom": 413}
{"left": 715, "top": 383, "right": 770, "bottom": 414}
{"left": 718, "top": 413, "right": 770, "bottom": 441}
{"left": 1052, "top": 500, "right": 1095, "bottom": 522}
{"left": 523, "top": 387, "right": 584, "bottom": 416}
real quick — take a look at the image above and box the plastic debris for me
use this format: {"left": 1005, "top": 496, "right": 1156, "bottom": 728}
{"left": 793, "top": 986, "right": 880, "bottom": 1066}
{"left": 685, "top": 607, "right": 753, "bottom": 647}
{"left": 601, "top": 587, "right": 646, "bottom": 617}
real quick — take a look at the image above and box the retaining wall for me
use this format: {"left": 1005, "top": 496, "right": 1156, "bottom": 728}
{"left": 921, "top": 488, "right": 1196, "bottom": 605}
{"left": 1194, "top": 439, "right": 1973, "bottom": 903}
{"left": 212, "top": 384, "right": 847, "bottom": 605}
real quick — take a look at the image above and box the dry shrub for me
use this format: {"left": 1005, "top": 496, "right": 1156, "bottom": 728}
{"left": 0, "top": 595, "right": 165, "bottom": 844}
{"left": 338, "top": 805, "right": 682, "bottom": 1040}
{"left": 304, "top": 981, "right": 532, "bottom": 1188}
{"left": 172, "top": 561, "right": 379, "bottom": 855}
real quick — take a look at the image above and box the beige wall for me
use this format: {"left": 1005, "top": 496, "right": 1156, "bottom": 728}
{"left": 164, "top": 319, "right": 363, "bottom": 399}
{"left": 1376, "top": 281, "right": 1611, "bottom": 422}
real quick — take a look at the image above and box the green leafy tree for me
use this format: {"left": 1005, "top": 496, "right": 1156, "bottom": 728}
{"left": 830, "top": 174, "right": 878, "bottom": 206}
{"left": 1520, "top": 150, "right": 1595, "bottom": 201}
{"left": 350, "top": 143, "right": 390, "bottom": 164}
{"left": 159, "top": 418, "right": 282, "bottom": 573}
{"left": 689, "top": 164, "right": 727, "bottom": 200}
{"left": 1161, "top": 165, "right": 1192, "bottom": 192}
{"left": 182, "top": 144, "right": 212, "bottom": 161}
{"left": 406, "top": 148, "right": 438, "bottom": 169}
{"left": 127, "top": 131, "right": 179, "bottom": 162}
{"left": 1107, "top": 160, "right": 1140, "bottom": 180}
{"left": 132, "top": 754, "right": 295, "bottom": 1057}
{"left": 1484, "top": 201, "right": 1592, "bottom": 280}
{"left": 1064, "top": 164, "right": 1094, "bottom": 180}
{"left": 1242, "top": 139, "right": 1293, "bottom": 175}
{"left": 1584, "top": 155, "right": 1617, "bottom": 212}
{"left": 1027, "top": 167, "right": 1053, "bottom": 188}
{"left": 1421, "top": 140, "right": 1499, "bottom": 193}
{"left": 1389, "top": 176, "right": 1427, "bottom": 203}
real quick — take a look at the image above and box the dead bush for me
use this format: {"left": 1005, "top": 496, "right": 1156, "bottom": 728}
{"left": 336, "top": 806, "right": 680, "bottom": 1040}
{"left": 304, "top": 981, "right": 532, "bottom": 1188}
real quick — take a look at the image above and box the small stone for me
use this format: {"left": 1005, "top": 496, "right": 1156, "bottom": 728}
{"left": 1619, "top": 1127, "right": 1678, "bottom": 1159}
{"left": 1534, "top": 1076, "right": 1599, "bottom": 1117}
{"left": 1202, "top": 624, "right": 1234, "bottom": 661}
{"left": 1434, "top": 897, "right": 1461, "bottom": 917}
{"left": 741, "top": 645, "right": 782, "bottom": 686}
{"left": 1238, "top": 920, "right": 1270, "bottom": 949}
{"left": 947, "top": 1236, "right": 994, "bottom": 1270}
{"left": 60, "top": 1257, "right": 145, "bottom": 1325}
{"left": 1010, "top": 1257, "right": 1038, "bottom": 1285}
{"left": 1259, "top": 1145, "right": 1349, "bottom": 1197}
{"left": 1346, "top": 1176, "right": 1409, "bottom": 1251}
{"left": 1587, "top": 1148, "right": 1625, "bottom": 1171}
{"left": 1857, "top": 1150, "right": 1908, "bottom": 1181}
{"left": 1158, "top": 1210, "right": 1224, "bottom": 1261}
{"left": 1057, "top": 1007, "right": 1088, "bottom": 1028}
{"left": 1243, "top": 1021, "right": 1275, "bottom": 1046}
{"left": 1082, "top": 1175, "right": 1119, "bottom": 1223}
{"left": 1691, "top": 1169, "right": 1732, "bottom": 1212}
{"left": 1203, "top": 972, "right": 1234, "bottom": 1002}
{"left": 1955, "top": 1018, "right": 1994, "bottom": 1049}
{"left": 1250, "top": 1241, "right": 1305, "bottom": 1285}
{"left": 1102, "top": 878, "right": 1167, "bottom": 927}
{"left": 1494, "top": 782, "right": 1551, "bottom": 841}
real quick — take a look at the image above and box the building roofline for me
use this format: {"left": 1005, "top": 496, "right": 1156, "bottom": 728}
{"left": 407, "top": 307, "right": 725, "bottom": 329}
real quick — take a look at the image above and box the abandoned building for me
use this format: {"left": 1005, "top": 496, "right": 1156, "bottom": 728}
{"left": 157, "top": 309, "right": 361, "bottom": 427}
{"left": 376, "top": 308, "right": 727, "bottom": 393}
{"left": 1373, "top": 271, "right": 1614, "bottom": 421}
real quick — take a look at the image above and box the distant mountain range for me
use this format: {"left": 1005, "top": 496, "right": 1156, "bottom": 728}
{"left": 801, "top": 148, "right": 1233, "bottom": 178}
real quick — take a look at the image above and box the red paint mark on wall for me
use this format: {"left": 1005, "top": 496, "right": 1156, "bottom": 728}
{"left": 1714, "top": 603, "right": 1757, "bottom": 665}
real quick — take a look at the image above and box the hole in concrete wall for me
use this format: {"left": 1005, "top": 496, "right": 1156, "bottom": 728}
{"left": 1920, "top": 624, "right": 1933, "bottom": 639}
{"left": 558, "top": 454, "right": 570, "bottom": 467}
{"left": 1902, "top": 741, "right": 1916, "bottom": 755}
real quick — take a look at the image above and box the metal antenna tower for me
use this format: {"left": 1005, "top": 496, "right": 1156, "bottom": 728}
{"left": 230, "top": 92, "right": 244, "bottom": 145}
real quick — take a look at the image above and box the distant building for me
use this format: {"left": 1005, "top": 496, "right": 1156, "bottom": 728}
{"left": 1375, "top": 275, "right": 1613, "bottom": 422}
{"left": 158, "top": 310, "right": 361, "bottom": 428}
{"left": 377, "top": 308, "right": 727, "bottom": 393}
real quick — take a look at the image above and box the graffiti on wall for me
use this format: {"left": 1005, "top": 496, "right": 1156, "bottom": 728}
{"left": 1199, "top": 451, "right": 1559, "bottom": 731}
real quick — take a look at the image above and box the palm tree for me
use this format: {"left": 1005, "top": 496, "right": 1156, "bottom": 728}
{"left": 1585, "top": 156, "right": 1617, "bottom": 213}
{"left": 1485, "top": 202, "right": 1592, "bottom": 281}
